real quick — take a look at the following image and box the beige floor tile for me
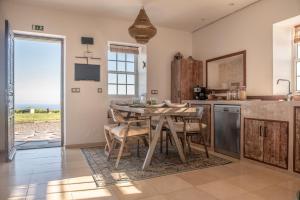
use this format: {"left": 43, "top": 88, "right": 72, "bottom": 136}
{"left": 176, "top": 170, "right": 218, "bottom": 186}
{"left": 114, "top": 180, "right": 158, "bottom": 200}
{"left": 222, "top": 192, "right": 265, "bottom": 200}
{"left": 26, "top": 192, "right": 73, "bottom": 200}
{"left": 200, "top": 166, "right": 240, "bottom": 179}
{"left": 138, "top": 195, "right": 168, "bottom": 200}
{"left": 65, "top": 175, "right": 95, "bottom": 184}
{"left": 63, "top": 168, "right": 92, "bottom": 179}
{"left": 27, "top": 181, "right": 97, "bottom": 197}
{"left": 147, "top": 175, "right": 192, "bottom": 194}
{"left": 196, "top": 180, "right": 247, "bottom": 199}
{"left": 0, "top": 187, "right": 28, "bottom": 200}
{"left": 0, "top": 174, "right": 31, "bottom": 187}
{"left": 253, "top": 185, "right": 297, "bottom": 200}
{"left": 165, "top": 187, "right": 217, "bottom": 200}
{"left": 226, "top": 174, "right": 273, "bottom": 192}
{"left": 71, "top": 187, "right": 118, "bottom": 200}
{"left": 29, "top": 171, "right": 66, "bottom": 185}
{"left": 277, "top": 179, "right": 300, "bottom": 193}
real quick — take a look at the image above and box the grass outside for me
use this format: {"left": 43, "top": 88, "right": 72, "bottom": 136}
{"left": 15, "top": 112, "right": 61, "bottom": 123}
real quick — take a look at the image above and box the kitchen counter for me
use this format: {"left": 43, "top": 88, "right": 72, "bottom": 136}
{"left": 183, "top": 99, "right": 300, "bottom": 173}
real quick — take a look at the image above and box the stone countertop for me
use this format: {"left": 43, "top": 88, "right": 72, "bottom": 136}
{"left": 183, "top": 99, "right": 300, "bottom": 106}
{"left": 183, "top": 99, "right": 300, "bottom": 121}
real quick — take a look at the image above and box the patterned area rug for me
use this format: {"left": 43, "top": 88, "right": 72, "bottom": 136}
{"left": 82, "top": 145, "right": 232, "bottom": 187}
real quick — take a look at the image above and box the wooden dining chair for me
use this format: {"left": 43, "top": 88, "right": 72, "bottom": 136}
{"left": 108, "top": 108, "right": 150, "bottom": 168}
{"left": 173, "top": 107, "right": 209, "bottom": 158}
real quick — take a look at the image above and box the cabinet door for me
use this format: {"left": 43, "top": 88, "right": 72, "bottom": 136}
{"left": 295, "top": 108, "right": 300, "bottom": 173}
{"left": 191, "top": 104, "right": 211, "bottom": 146}
{"left": 244, "top": 118, "right": 264, "bottom": 161}
{"left": 263, "top": 121, "right": 288, "bottom": 169}
{"left": 191, "top": 61, "right": 203, "bottom": 87}
{"left": 171, "top": 60, "right": 181, "bottom": 103}
{"left": 180, "top": 59, "right": 193, "bottom": 101}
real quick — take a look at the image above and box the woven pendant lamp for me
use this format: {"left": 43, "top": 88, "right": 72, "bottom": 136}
{"left": 128, "top": 8, "right": 157, "bottom": 44}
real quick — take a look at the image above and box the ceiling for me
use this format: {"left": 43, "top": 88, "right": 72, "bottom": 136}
{"left": 7, "top": 0, "right": 260, "bottom": 32}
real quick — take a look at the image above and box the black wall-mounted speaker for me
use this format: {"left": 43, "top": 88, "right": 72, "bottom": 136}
{"left": 81, "top": 37, "right": 94, "bottom": 45}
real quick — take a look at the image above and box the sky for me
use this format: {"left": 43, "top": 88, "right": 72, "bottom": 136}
{"left": 14, "top": 37, "right": 61, "bottom": 106}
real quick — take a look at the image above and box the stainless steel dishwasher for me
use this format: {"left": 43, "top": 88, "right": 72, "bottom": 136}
{"left": 214, "top": 105, "right": 241, "bottom": 159}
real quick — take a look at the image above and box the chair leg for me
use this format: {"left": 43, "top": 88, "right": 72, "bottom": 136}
{"left": 179, "top": 137, "right": 185, "bottom": 152}
{"left": 187, "top": 136, "right": 192, "bottom": 154}
{"left": 137, "top": 139, "right": 140, "bottom": 157}
{"left": 168, "top": 132, "right": 173, "bottom": 146}
{"left": 166, "top": 133, "right": 169, "bottom": 155}
{"left": 115, "top": 139, "right": 126, "bottom": 168}
{"left": 201, "top": 134, "right": 209, "bottom": 158}
{"left": 107, "top": 139, "right": 116, "bottom": 161}
{"left": 160, "top": 131, "right": 163, "bottom": 153}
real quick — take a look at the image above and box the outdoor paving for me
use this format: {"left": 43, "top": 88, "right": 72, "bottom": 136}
{"left": 15, "top": 121, "right": 61, "bottom": 149}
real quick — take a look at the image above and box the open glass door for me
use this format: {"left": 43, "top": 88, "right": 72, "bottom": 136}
{"left": 5, "top": 20, "right": 16, "bottom": 161}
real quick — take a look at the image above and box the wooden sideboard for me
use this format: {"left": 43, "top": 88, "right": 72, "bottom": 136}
{"left": 244, "top": 118, "right": 289, "bottom": 169}
{"left": 171, "top": 56, "right": 203, "bottom": 103}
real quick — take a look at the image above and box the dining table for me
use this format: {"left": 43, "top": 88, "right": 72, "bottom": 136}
{"left": 110, "top": 104, "right": 198, "bottom": 170}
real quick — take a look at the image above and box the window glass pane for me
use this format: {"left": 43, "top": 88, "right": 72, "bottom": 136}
{"left": 108, "top": 51, "right": 116, "bottom": 60}
{"left": 108, "top": 84, "right": 117, "bottom": 95}
{"left": 127, "top": 85, "right": 135, "bottom": 95}
{"left": 297, "top": 62, "right": 300, "bottom": 76}
{"left": 118, "top": 85, "right": 126, "bottom": 95}
{"left": 298, "top": 44, "right": 300, "bottom": 59}
{"left": 297, "top": 77, "right": 300, "bottom": 91}
{"left": 117, "top": 62, "right": 125, "bottom": 71}
{"left": 127, "top": 74, "right": 135, "bottom": 84}
{"left": 118, "top": 53, "right": 126, "bottom": 61}
{"left": 108, "top": 73, "right": 117, "bottom": 84}
{"left": 108, "top": 61, "right": 116, "bottom": 71}
{"left": 127, "top": 54, "right": 135, "bottom": 62}
{"left": 118, "top": 74, "right": 126, "bottom": 84}
{"left": 127, "top": 62, "right": 135, "bottom": 72}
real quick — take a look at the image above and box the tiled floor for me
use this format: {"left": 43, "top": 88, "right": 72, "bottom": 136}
{"left": 0, "top": 147, "right": 299, "bottom": 200}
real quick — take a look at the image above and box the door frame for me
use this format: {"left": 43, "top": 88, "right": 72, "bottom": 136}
{"left": 12, "top": 33, "right": 65, "bottom": 147}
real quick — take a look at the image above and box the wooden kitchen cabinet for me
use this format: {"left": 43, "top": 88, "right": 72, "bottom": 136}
{"left": 244, "top": 118, "right": 264, "bottom": 161}
{"left": 244, "top": 118, "right": 288, "bottom": 169}
{"left": 190, "top": 104, "right": 211, "bottom": 146}
{"left": 294, "top": 107, "right": 300, "bottom": 173}
{"left": 171, "top": 55, "right": 203, "bottom": 103}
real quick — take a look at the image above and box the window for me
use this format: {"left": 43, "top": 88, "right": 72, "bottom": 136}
{"left": 107, "top": 51, "right": 137, "bottom": 95}
{"left": 296, "top": 44, "right": 300, "bottom": 91}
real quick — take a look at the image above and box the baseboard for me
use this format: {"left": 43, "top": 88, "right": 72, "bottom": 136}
{"left": 65, "top": 142, "right": 106, "bottom": 149}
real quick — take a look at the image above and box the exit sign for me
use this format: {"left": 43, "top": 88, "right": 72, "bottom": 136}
{"left": 32, "top": 24, "right": 44, "bottom": 31}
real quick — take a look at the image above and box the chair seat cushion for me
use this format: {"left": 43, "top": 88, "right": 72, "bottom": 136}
{"left": 110, "top": 125, "right": 149, "bottom": 138}
{"left": 173, "top": 122, "right": 207, "bottom": 132}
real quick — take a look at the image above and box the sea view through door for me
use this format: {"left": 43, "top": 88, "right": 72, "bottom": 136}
{"left": 14, "top": 34, "right": 63, "bottom": 150}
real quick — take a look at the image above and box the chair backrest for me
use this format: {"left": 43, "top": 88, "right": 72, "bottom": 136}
{"left": 110, "top": 109, "right": 125, "bottom": 124}
{"left": 194, "top": 107, "right": 204, "bottom": 119}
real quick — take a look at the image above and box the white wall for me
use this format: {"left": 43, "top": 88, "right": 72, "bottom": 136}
{"left": 273, "top": 15, "right": 300, "bottom": 95}
{"left": 273, "top": 24, "right": 293, "bottom": 94}
{"left": 0, "top": 1, "right": 192, "bottom": 148}
{"left": 192, "top": 0, "right": 300, "bottom": 95}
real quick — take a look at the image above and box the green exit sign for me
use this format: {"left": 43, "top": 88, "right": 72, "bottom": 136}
{"left": 32, "top": 24, "right": 44, "bottom": 31}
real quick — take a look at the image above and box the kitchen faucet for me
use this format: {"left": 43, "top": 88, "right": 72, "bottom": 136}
{"left": 277, "top": 79, "right": 292, "bottom": 101}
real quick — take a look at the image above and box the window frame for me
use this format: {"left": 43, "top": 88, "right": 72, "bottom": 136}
{"left": 296, "top": 43, "right": 300, "bottom": 91}
{"left": 107, "top": 51, "right": 138, "bottom": 96}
